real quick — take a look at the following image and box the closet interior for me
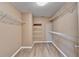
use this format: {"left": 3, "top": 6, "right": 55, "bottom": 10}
{"left": 0, "top": 2, "right": 78, "bottom": 57}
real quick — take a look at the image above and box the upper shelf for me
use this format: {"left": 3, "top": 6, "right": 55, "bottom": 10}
{"left": 49, "top": 3, "right": 76, "bottom": 22}
{"left": 0, "top": 11, "right": 25, "bottom": 25}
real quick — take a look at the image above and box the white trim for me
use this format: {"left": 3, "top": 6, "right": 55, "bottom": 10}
{"left": 20, "top": 41, "right": 52, "bottom": 49}
{"left": 33, "top": 41, "right": 52, "bottom": 43}
{"left": 11, "top": 46, "right": 33, "bottom": 57}
{"left": 11, "top": 41, "right": 52, "bottom": 57}
{"left": 51, "top": 41, "right": 67, "bottom": 57}
{"left": 75, "top": 45, "right": 79, "bottom": 47}
{"left": 21, "top": 46, "right": 32, "bottom": 49}
{"left": 11, "top": 41, "right": 67, "bottom": 57}
{"left": 11, "top": 47, "right": 22, "bottom": 57}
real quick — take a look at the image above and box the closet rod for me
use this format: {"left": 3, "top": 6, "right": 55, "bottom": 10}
{"left": 75, "top": 45, "right": 79, "bottom": 47}
{"left": 0, "top": 12, "right": 23, "bottom": 25}
{"left": 49, "top": 31, "right": 77, "bottom": 43}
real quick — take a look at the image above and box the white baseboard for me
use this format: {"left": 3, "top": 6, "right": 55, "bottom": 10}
{"left": 33, "top": 41, "right": 52, "bottom": 43}
{"left": 21, "top": 41, "right": 52, "bottom": 49}
{"left": 11, "top": 43, "right": 34, "bottom": 57}
{"left": 51, "top": 41, "right": 67, "bottom": 57}
{"left": 11, "top": 46, "right": 33, "bottom": 57}
{"left": 11, "top": 47, "right": 22, "bottom": 57}
{"left": 11, "top": 41, "right": 67, "bottom": 57}
{"left": 21, "top": 46, "right": 32, "bottom": 49}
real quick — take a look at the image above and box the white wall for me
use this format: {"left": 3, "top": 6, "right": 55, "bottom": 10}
{"left": 77, "top": 2, "right": 79, "bottom": 56}
{"left": 33, "top": 17, "right": 52, "bottom": 41}
{"left": 22, "top": 12, "right": 33, "bottom": 46}
{"left": 0, "top": 3, "right": 22, "bottom": 56}
{"left": 51, "top": 3, "right": 78, "bottom": 57}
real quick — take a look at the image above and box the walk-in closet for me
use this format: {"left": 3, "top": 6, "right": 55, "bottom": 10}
{"left": 0, "top": 2, "right": 78, "bottom": 57}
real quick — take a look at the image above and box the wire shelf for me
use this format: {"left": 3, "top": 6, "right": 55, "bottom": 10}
{"left": 0, "top": 11, "right": 25, "bottom": 25}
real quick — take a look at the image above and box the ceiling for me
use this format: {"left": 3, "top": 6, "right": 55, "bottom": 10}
{"left": 11, "top": 2, "right": 65, "bottom": 17}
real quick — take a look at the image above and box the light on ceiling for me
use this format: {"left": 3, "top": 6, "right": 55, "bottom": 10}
{"left": 36, "top": 2, "right": 48, "bottom": 6}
